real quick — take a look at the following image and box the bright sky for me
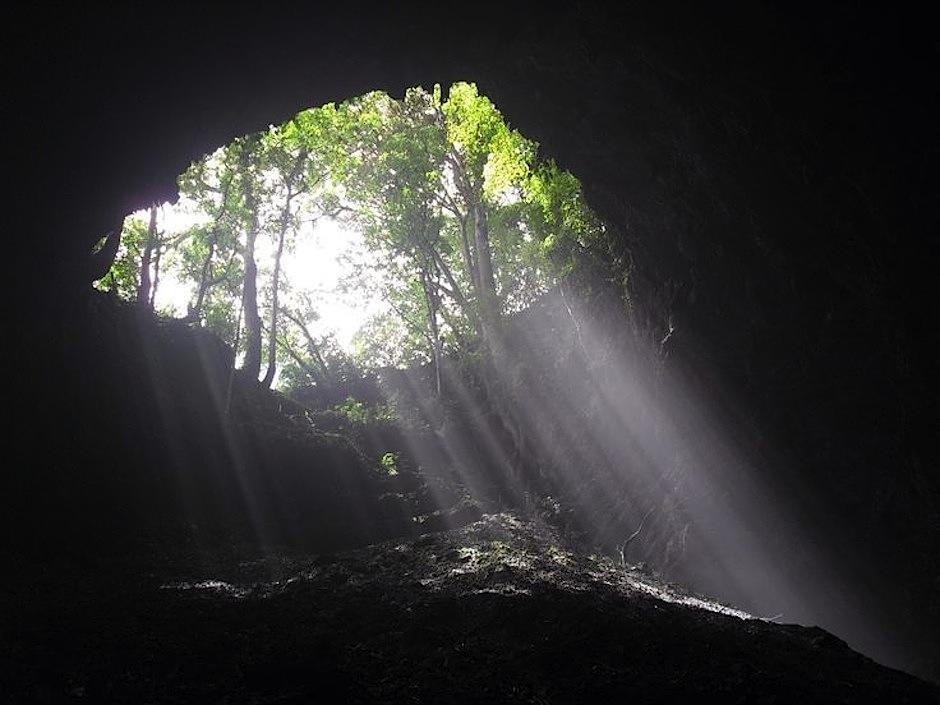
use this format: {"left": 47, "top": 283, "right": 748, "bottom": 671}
{"left": 137, "top": 200, "right": 387, "bottom": 351}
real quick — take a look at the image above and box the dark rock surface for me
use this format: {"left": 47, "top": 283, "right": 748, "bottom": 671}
{"left": 4, "top": 514, "right": 937, "bottom": 704}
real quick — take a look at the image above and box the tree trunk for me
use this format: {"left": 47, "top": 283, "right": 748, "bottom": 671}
{"left": 190, "top": 234, "right": 217, "bottom": 320}
{"left": 284, "top": 310, "right": 334, "bottom": 385}
{"left": 136, "top": 205, "right": 157, "bottom": 307}
{"left": 261, "top": 224, "right": 287, "bottom": 388}
{"left": 149, "top": 242, "right": 162, "bottom": 309}
{"left": 468, "top": 201, "right": 527, "bottom": 499}
{"left": 457, "top": 215, "right": 478, "bottom": 298}
{"left": 260, "top": 151, "right": 307, "bottom": 387}
{"left": 188, "top": 176, "right": 233, "bottom": 321}
{"left": 269, "top": 326, "right": 324, "bottom": 385}
{"left": 472, "top": 200, "right": 499, "bottom": 338}
{"left": 240, "top": 178, "right": 263, "bottom": 381}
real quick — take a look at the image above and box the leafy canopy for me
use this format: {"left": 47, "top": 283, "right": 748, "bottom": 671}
{"left": 97, "top": 82, "right": 608, "bottom": 386}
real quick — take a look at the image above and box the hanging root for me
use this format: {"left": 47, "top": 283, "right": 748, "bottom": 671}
{"left": 619, "top": 505, "right": 655, "bottom": 568}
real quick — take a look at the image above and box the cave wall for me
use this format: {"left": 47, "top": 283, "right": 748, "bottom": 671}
{"left": 9, "top": 2, "right": 938, "bottom": 677}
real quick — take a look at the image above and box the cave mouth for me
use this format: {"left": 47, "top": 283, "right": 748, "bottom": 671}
{"left": 7, "top": 5, "right": 939, "bottom": 694}
{"left": 75, "top": 82, "right": 905, "bottom": 679}
{"left": 97, "top": 81, "right": 609, "bottom": 390}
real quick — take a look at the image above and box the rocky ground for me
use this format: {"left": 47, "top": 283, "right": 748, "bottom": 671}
{"left": 3, "top": 513, "right": 936, "bottom": 703}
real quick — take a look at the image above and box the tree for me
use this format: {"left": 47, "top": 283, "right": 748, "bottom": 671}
{"left": 177, "top": 147, "right": 243, "bottom": 324}
{"left": 279, "top": 299, "right": 336, "bottom": 387}
{"left": 257, "top": 105, "right": 349, "bottom": 387}
{"left": 327, "top": 83, "right": 561, "bottom": 383}
{"left": 135, "top": 205, "right": 158, "bottom": 306}
{"left": 95, "top": 217, "right": 144, "bottom": 299}
{"left": 237, "top": 134, "right": 265, "bottom": 381}
{"left": 96, "top": 208, "right": 165, "bottom": 307}
{"left": 259, "top": 138, "right": 309, "bottom": 388}
{"left": 320, "top": 83, "right": 603, "bottom": 496}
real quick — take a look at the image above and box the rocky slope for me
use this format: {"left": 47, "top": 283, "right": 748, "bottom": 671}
{"left": 4, "top": 514, "right": 936, "bottom": 703}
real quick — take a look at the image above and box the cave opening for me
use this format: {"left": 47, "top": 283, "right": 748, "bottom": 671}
{"left": 85, "top": 81, "right": 631, "bottom": 548}
{"left": 83, "top": 82, "right": 890, "bottom": 674}
{"left": 7, "top": 6, "right": 940, "bottom": 698}
{"left": 97, "top": 82, "right": 604, "bottom": 389}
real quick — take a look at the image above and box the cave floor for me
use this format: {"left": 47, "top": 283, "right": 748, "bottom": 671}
{"left": 3, "top": 514, "right": 936, "bottom": 703}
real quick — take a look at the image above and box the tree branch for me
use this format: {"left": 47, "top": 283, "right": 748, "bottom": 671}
{"left": 282, "top": 309, "right": 334, "bottom": 383}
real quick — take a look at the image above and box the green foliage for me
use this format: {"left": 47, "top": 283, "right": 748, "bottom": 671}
{"left": 94, "top": 216, "right": 148, "bottom": 298}
{"left": 522, "top": 160, "right": 606, "bottom": 276}
{"left": 380, "top": 451, "right": 400, "bottom": 476}
{"left": 106, "top": 81, "right": 608, "bottom": 382}
{"left": 331, "top": 396, "right": 398, "bottom": 425}
{"left": 332, "top": 396, "right": 369, "bottom": 423}
{"left": 443, "top": 83, "right": 518, "bottom": 191}
{"left": 202, "top": 295, "right": 239, "bottom": 347}
{"left": 351, "top": 311, "right": 428, "bottom": 370}
{"left": 323, "top": 81, "right": 602, "bottom": 369}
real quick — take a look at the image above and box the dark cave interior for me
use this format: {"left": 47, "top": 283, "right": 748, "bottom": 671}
{"left": 4, "top": 4, "right": 939, "bottom": 702}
